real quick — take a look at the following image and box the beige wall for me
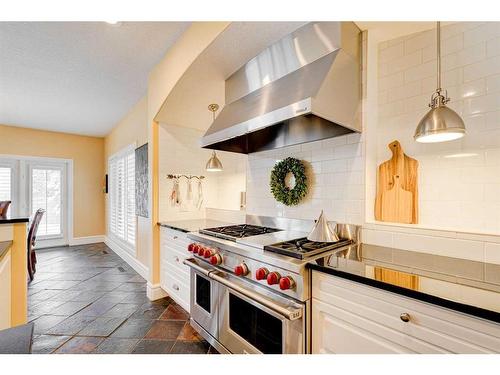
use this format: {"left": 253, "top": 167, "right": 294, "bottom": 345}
{"left": 0, "top": 124, "right": 104, "bottom": 238}
{"left": 104, "top": 96, "right": 149, "bottom": 266}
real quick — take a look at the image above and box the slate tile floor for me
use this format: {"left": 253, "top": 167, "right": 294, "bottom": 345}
{"left": 28, "top": 243, "right": 214, "bottom": 354}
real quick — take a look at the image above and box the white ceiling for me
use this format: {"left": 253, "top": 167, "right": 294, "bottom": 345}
{"left": 0, "top": 22, "right": 190, "bottom": 137}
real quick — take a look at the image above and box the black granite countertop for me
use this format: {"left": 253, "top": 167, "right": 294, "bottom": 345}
{"left": 0, "top": 216, "right": 29, "bottom": 224}
{"left": 307, "top": 243, "right": 500, "bottom": 323}
{"left": 0, "top": 241, "right": 12, "bottom": 259}
{"left": 158, "top": 219, "right": 238, "bottom": 233}
{"left": 0, "top": 323, "right": 34, "bottom": 354}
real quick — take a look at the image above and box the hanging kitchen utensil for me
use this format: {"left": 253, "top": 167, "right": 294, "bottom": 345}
{"left": 186, "top": 178, "right": 193, "bottom": 201}
{"left": 196, "top": 178, "right": 204, "bottom": 209}
{"left": 170, "top": 178, "right": 181, "bottom": 207}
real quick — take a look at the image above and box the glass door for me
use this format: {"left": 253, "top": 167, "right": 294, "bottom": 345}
{"left": 28, "top": 162, "right": 67, "bottom": 246}
{"left": 0, "top": 158, "right": 19, "bottom": 216}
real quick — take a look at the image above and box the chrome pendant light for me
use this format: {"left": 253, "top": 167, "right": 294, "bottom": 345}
{"left": 414, "top": 22, "right": 466, "bottom": 143}
{"left": 205, "top": 104, "right": 223, "bottom": 172}
{"left": 206, "top": 150, "right": 223, "bottom": 172}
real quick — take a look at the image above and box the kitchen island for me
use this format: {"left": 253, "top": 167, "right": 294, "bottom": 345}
{"left": 0, "top": 216, "right": 29, "bottom": 330}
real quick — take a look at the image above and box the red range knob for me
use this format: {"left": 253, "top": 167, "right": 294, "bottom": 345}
{"left": 203, "top": 248, "right": 214, "bottom": 258}
{"left": 279, "top": 276, "right": 295, "bottom": 290}
{"left": 210, "top": 254, "right": 223, "bottom": 266}
{"left": 255, "top": 268, "right": 269, "bottom": 281}
{"left": 267, "top": 272, "right": 281, "bottom": 285}
{"left": 188, "top": 243, "right": 195, "bottom": 252}
{"left": 192, "top": 244, "right": 200, "bottom": 254}
{"left": 197, "top": 246, "right": 206, "bottom": 257}
{"left": 234, "top": 263, "right": 249, "bottom": 276}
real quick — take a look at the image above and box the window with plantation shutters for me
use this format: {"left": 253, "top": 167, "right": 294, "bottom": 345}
{"left": 0, "top": 167, "right": 11, "bottom": 202}
{"left": 108, "top": 145, "right": 136, "bottom": 251}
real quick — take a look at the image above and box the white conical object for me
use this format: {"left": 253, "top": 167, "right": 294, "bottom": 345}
{"left": 307, "top": 210, "right": 339, "bottom": 242}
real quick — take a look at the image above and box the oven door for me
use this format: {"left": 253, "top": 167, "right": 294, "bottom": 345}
{"left": 214, "top": 272, "right": 305, "bottom": 354}
{"left": 188, "top": 261, "right": 219, "bottom": 339}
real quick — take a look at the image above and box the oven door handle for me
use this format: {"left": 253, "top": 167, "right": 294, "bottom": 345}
{"left": 210, "top": 272, "right": 303, "bottom": 321}
{"left": 183, "top": 258, "right": 212, "bottom": 276}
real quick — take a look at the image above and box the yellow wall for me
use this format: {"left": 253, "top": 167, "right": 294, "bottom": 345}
{"left": 0, "top": 124, "right": 104, "bottom": 238}
{"left": 104, "top": 96, "right": 149, "bottom": 266}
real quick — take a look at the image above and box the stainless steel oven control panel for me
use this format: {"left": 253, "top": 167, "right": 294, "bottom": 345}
{"left": 186, "top": 242, "right": 307, "bottom": 301}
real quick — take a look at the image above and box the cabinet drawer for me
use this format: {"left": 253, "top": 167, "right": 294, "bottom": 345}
{"left": 312, "top": 298, "right": 446, "bottom": 353}
{"left": 163, "top": 270, "right": 190, "bottom": 312}
{"left": 312, "top": 271, "right": 500, "bottom": 353}
{"left": 160, "top": 228, "right": 190, "bottom": 248}
{"left": 161, "top": 258, "right": 189, "bottom": 285}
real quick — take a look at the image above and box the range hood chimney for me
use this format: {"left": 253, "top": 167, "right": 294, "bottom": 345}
{"left": 201, "top": 22, "right": 362, "bottom": 154}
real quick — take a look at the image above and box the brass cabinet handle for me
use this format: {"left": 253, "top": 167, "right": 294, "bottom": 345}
{"left": 173, "top": 236, "right": 178, "bottom": 240}
{"left": 172, "top": 284, "right": 180, "bottom": 291}
{"left": 400, "top": 313, "right": 411, "bottom": 322}
{"left": 174, "top": 256, "right": 179, "bottom": 262}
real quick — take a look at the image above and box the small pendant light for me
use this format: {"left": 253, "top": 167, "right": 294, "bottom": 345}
{"left": 205, "top": 104, "right": 223, "bottom": 172}
{"left": 414, "top": 22, "right": 466, "bottom": 143}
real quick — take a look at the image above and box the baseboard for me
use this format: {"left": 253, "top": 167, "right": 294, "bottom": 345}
{"left": 104, "top": 236, "right": 149, "bottom": 280}
{"left": 69, "top": 235, "right": 105, "bottom": 246}
{"left": 147, "top": 282, "right": 168, "bottom": 301}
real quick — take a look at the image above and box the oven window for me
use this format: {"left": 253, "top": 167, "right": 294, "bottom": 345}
{"left": 195, "top": 274, "right": 211, "bottom": 313}
{"left": 229, "top": 293, "right": 282, "bottom": 354}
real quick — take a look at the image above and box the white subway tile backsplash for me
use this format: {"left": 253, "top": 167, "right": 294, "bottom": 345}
{"left": 379, "top": 42, "right": 404, "bottom": 63}
{"left": 485, "top": 242, "right": 500, "bottom": 264}
{"left": 464, "top": 93, "right": 500, "bottom": 116}
{"left": 464, "top": 22, "right": 500, "bottom": 47}
{"left": 486, "top": 74, "right": 500, "bottom": 94}
{"left": 442, "top": 43, "right": 486, "bottom": 72}
{"left": 463, "top": 55, "right": 500, "bottom": 82}
{"left": 404, "top": 60, "right": 436, "bottom": 83}
{"left": 378, "top": 72, "right": 405, "bottom": 92}
{"left": 405, "top": 30, "right": 435, "bottom": 55}
{"left": 392, "top": 233, "right": 484, "bottom": 262}
{"left": 487, "top": 36, "right": 500, "bottom": 57}
{"left": 362, "top": 228, "right": 394, "bottom": 248}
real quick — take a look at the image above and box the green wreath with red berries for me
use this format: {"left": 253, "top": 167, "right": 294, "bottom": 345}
{"left": 270, "top": 157, "right": 308, "bottom": 206}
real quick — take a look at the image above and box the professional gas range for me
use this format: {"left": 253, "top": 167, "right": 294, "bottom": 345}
{"left": 183, "top": 216, "right": 360, "bottom": 354}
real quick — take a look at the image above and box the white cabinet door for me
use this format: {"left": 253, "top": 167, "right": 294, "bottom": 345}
{"left": 0, "top": 252, "right": 12, "bottom": 330}
{"left": 312, "top": 271, "right": 500, "bottom": 354}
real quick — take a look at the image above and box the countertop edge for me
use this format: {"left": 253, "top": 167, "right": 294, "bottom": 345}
{"left": 307, "top": 263, "right": 500, "bottom": 325}
{"left": 157, "top": 223, "right": 190, "bottom": 233}
{"left": 0, "top": 217, "right": 29, "bottom": 224}
{"left": 0, "top": 241, "right": 13, "bottom": 259}
{"left": 0, "top": 322, "right": 34, "bottom": 354}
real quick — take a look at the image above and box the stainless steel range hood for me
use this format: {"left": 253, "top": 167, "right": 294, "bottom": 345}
{"left": 201, "top": 22, "right": 362, "bottom": 154}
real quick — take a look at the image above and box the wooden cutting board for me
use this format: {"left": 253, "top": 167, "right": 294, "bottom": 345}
{"left": 375, "top": 140, "right": 418, "bottom": 224}
{"left": 380, "top": 175, "right": 413, "bottom": 224}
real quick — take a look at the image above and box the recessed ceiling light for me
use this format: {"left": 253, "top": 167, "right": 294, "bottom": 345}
{"left": 105, "top": 21, "right": 122, "bottom": 26}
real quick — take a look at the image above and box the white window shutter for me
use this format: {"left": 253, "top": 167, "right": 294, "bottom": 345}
{"left": 108, "top": 146, "right": 136, "bottom": 252}
{"left": 0, "top": 167, "right": 11, "bottom": 201}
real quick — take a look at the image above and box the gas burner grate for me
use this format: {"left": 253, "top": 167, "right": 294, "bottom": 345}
{"left": 200, "top": 224, "right": 282, "bottom": 241}
{"left": 264, "top": 238, "right": 353, "bottom": 259}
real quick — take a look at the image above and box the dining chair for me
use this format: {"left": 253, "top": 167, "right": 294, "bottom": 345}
{"left": 27, "top": 209, "right": 45, "bottom": 282}
{"left": 0, "top": 201, "right": 11, "bottom": 218}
